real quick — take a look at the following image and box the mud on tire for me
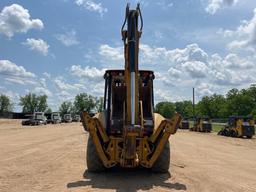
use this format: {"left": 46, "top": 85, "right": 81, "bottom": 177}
{"left": 151, "top": 140, "right": 170, "bottom": 173}
{"left": 86, "top": 136, "right": 105, "bottom": 172}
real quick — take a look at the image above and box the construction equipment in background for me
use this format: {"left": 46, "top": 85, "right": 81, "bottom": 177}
{"left": 179, "top": 117, "right": 190, "bottom": 129}
{"left": 21, "top": 112, "right": 47, "bottom": 126}
{"left": 81, "top": 4, "right": 181, "bottom": 173}
{"left": 218, "top": 116, "right": 255, "bottom": 138}
{"left": 190, "top": 116, "right": 212, "bottom": 132}
{"left": 73, "top": 115, "right": 81, "bottom": 122}
{"left": 62, "top": 114, "right": 72, "bottom": 123}
{"left": 47, "top": 112, "right": 62, "bottom": 124}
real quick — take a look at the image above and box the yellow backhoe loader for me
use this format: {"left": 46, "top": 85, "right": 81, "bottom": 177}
{"left": 81, "top": 4, "right": 181, "bottom": 173}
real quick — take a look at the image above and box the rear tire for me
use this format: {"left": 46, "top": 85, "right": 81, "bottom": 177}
{"left": 151, "top": 141, "right": 170, "bottom": 173}
{"left": 86, "top": 136, "right": 105, "bottom": 172}
{"left": 230, "top": 130, "right": 237, "bottom": 137}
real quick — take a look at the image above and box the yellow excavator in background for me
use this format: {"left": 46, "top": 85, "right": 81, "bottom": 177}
{"left": 81, "top": 4, "right": 181, "bottom": 172}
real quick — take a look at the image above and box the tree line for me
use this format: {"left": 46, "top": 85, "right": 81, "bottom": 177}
{"left": 58, "top": 93, "right": 103, "bottom": 117}
{"left": 1, "top": 84, "right": 256, "bottom": 118}
{"left": 0, "top": 93, "right": 103, "bottom": 117}
{"left": 155, "top": 84, "right": 256, "bottom": 119}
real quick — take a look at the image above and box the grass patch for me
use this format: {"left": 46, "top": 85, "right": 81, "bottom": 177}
{"left": 212, "top": 123, "right": 225, "bottom": 133}
{"left": 188, "top": 121, "right": 225, "bottom": 132}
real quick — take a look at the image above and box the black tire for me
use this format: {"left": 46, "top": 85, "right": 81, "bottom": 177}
{"left": 151, "top": 141, "right": 170, "bottom": 173}
{"left": 246, "top": 135, "right": 252, "bottom": 139}
{"left": 86, "top": 136, "right": 105, "bottom": 172}
{"left": 230, "top": 130, "right": 237, "bottom": 137}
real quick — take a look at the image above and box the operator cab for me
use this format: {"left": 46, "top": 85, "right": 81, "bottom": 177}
{"left": 103, "top": 70, "right": 155, "bottom": 135}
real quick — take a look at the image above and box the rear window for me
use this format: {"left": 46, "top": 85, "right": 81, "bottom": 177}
{"left": 35, "top": 114, "right": 44, "bottom": 120}
{"left": 53, "top": 115, "right": 59, "bottom": 120}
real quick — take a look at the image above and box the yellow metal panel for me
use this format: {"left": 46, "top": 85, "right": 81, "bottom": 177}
{"left": 237, "top": 119, "right": 243, "bottom": 137}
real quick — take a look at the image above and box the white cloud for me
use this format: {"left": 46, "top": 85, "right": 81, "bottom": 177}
{"left": 139, "top": 44, "right": 168, "bottom": 65}
{"left": 181, "top": 61, "right": 208, "bottom": 78}
{"left": 196, "top": 83, "right": 214, "bottom": 97}
{"left": 98, "top": 43, "right": 255, "bottom": 87}
{"left": 99, "top": 44, "right": 123, "bottom": 62}
{"left": 205, "top": 0, "right": 238, "bottom": 14}
{"left": 52, "top": 77, "right": 98, "bottom": 102}
{"left": 23, "top": 38, "right": 49, "bottom": 56}
{"left": 75, "top": 0, "right": 107, "bottom": 16}
{"left": 155, "top": 88, "right": 172, "bottom": 102}
{"left": 39, "top": 78, "right": 46, "bottom": 87}
{"left": 99, "top": 43, "right": 209, "bottom": 78}
{"left": 99, "top": 43, "right": 208, "bottom": 68}
{"left": 33, "top": 87, "right": 52, "bottom": 97}
{"left": 157, "top": 1, "right": 174, "bottom": 10}
{"left": 83, "top": 42, "right": 256, "bottom": 102}
{"left": 168, "top": 67, "right": 182, "bottom": 78}
{"left": 56, "top": 90, "right": 73, "bottom": 100}
{"left": 223, "top": 9, "right": 256, "bottom": 51}
{"left": 43, "top": 72, "right": 51, "bottom": 79}
{"left": 70, "top": 65, "right": 105, "bottom": 81}
{"left": 141, "top": 43, "right": 208, "bottom": 65}
{"left": 0, "top": 60, "right": 37, "bottom": 85}
{"left": 209, "top": 54, "right": 254, "bottom": 86}
{"left": 223, "top": 54, "right": 253, "bottom": 69}
{"left": 54, "top": 77, "right": 79, "bottom": 92}
{"left": 5, "top": 77, "right": 36, "bottom": 85}
{"left": 0, "top": 89, "right": 20, "bottom": 102}
{"left": 56, "top": 30, "right": 79, "bottom": 46}
{"left": 216, "top": 8, "right": 256, "bottom": 53}
{"left": 0, "top": 4, "right": 43, "bottom": 38}
{"left": 0, "top": 60, "right": 35, "bottom": 78}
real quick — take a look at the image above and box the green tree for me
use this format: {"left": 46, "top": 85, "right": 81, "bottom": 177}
{"left": 210, "top": 94, "right": 227, "bottom": 118}
{"left": 196, "top": 94, "right": 227, "bottom": 118}
{"left": 59, "top": 101, "right": 73, "bottom": 117}
{"left": 226, "top": 88, "right": 254, "bottom": 116}
{"left": 175, "top": 101, "right": 193, "bottom": 117}
{"left": 45, "top": 107, "right": 52, "bottom": 113}
{"left": 196, "top": 96, "right": 211, "bottom": 117}
{"left": 73, "top": 93, "right": 97, "bottom": 113}
{"left": 38, "top": 95, "right": 48, "bottom": 112}
{"left": 0, "top": 94, "right": 13, "bottom": 116}
{"left": 19, "top": 93, "right": 48, "bottom": 113}
{"left": 95, "top": 97, "right": 104, "bottom": 112}
{"left": 155, "top": 102, "right": 175, "bottom": 118}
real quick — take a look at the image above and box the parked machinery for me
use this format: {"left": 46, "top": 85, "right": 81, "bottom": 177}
{"left": 81, "top": 4, "right": 181, "bottom": 172}
{"left": 73, "top": 115, "right": 81, "bottom": 122}
{"left": 47, "top": 112, "right": 62, "bottom": 124}
{"left": 22, "top": 112, "right": 47, "bottom": 126}
{"left": 190, "top": 116, "right": 212, "bottom": 132}
{"left": 62, "top": 114, "right": 72, "bottom": 123}
{"left": 218, "top": 116, "right": 255, "bottom": 138}
{"left": 179, "top": 118, "right": 190, "bottom": 129}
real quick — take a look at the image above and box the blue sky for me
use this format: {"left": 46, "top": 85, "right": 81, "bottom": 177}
{"left": 1, "top": 0, "right": 256, "bottom": 111}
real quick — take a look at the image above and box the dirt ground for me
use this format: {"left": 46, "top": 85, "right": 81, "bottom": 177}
{"left": 0, "top": 119, "right": 255, "bottom": 192}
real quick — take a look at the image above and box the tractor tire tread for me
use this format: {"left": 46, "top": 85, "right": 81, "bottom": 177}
{"left": 86, "top": 136, "right": 105, "bottom": 172}
{"left": 151, "top": 140, "right": 170, "bottom": 173}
